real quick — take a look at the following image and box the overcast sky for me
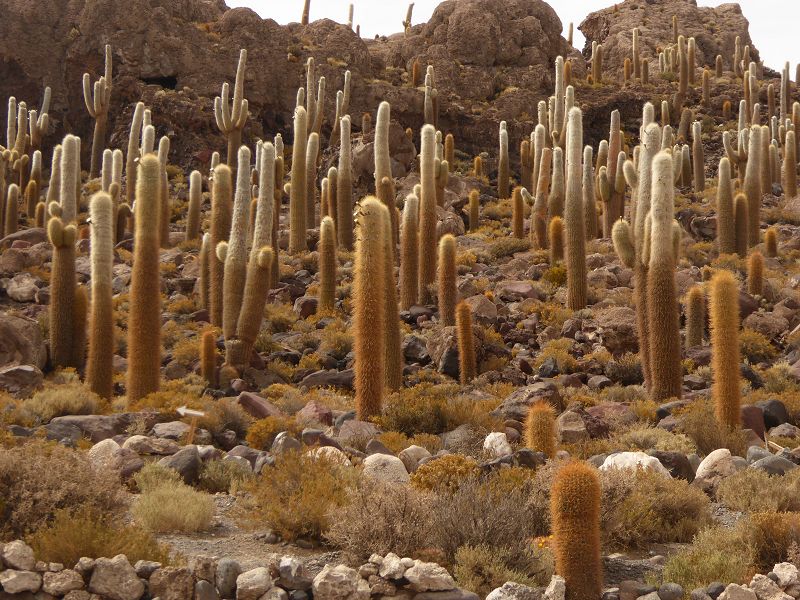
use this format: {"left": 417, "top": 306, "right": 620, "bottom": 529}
{"left": 226, "top": 0, "right": 800, "bottom": 71}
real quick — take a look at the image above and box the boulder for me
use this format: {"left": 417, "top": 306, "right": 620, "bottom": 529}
{"left": 487, "top": 582, "right": 542, "bottom": 600}
{"left": 404, "top": 561, "right": 457, "bottom": 592}
{"left": 88, "top": 554, "right": 145, "bottom": 600}
{"left": 312, "top": 564, "right": 370, "bottom": 600}
{"left": 693, "top": 449, "right": 744, "bottom": 493}
{"left": 0, "top": 569, "right": 42, "bottom": 594}
{"left": 149, "top": 567, "right": 195, "bottom": 600}
{"left": 0, "top": 364, "right": 43, "bottom": 397}
{"left": 600, "top": 452, "right": 671, "bottom": 477}
{"left": 236, "top": 567, "right": 274, "bottom": 600}
{"left": 42, "top": 569, "right": 85, "bottom": 595}
{"left": 483, "top": 431, "right": 513, "bottom": 458}
{"left": 362, "top": 453, "right": 410, "bottom": 484}
{"left": 158, "top": 445, "right": 202, "bottom": 484}
{"left": 0, "top": 312, "right": 46, "bottom": 369}
{"left": 1, "top": 540, "right": 36, "bottom": 570}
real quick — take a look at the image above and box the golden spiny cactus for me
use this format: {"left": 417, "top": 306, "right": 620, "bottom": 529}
{"left": 456, "top": 301, "right": 476, "bottom": 384}
{"left": 318, "top": 216, "right": 337, "bottom": 313}
{"left": 747, "top": 250, "right": 764, "bottom": 296}
{"left": 48, "top": 216, "right": 77, "bottom": 369}
{"left": 468, "top": 189, "right": 479, "bottom": 232}
{"left": 511, "top": 186, "right": 524, "bottom": 238}
{"left": 765, "top": 227, "right": 778, "bottom": 258}
{"left": 209, "top": 165, "right": 233, "bottom": 327}
{"left": 400, "top": 193, "right": 419, "bottom": 310}
{"left": 290, "top": 106, "right": 309, "bottom": 253}
{"left": 549, "top": 216, "right": 564, "bottom": 264}
{"left": 685, "top": 285, "right": 705, "bottom": 350}
{"left": 710, "top": 270, "right": 741, "bottom": 429}
{"left": 564, "top": 107, "right": 586, "bottom": 310}
{"left": 200, "top": 330, "right": 218, "bottom": 388}
{"left": 525, "top": 401, "right": 556, "bottom": 458}
{"left": 437, "top": 234, "right": 457, "bottom": 326}
{"left": 417, "top": 125, "right": 437, "bottom": 304}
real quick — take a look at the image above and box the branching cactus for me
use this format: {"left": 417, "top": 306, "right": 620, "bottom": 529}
{"left": 329, "top": 71, "right": 351, "bottom": 149}
{"left": 456, "top": 301, "right": 476, "bottom": 384}
{"left": 83, "top": 44, "right": 112, "bottom": 178}
{"left": 86, "top": 192, "right": 115, "bottom": 398}
{"left": 400, "top": 193, "right": 419, "bottom": 310}
{"left": 710, "top": 270, "right": 741, "bottom": 429}
{"left": 565, "top": 107, "right": 586, "bottom": 310}
{"left": 214, "top": 50, "right": 249, "bottom": 167}
{"left": 127, "top": 155, "right": 162, "bottom": 401}
{"left": 48, "top": 216, "right": 77, "bottom": 369}
{"left": 551, "top": 461, "right": 602, "bottom": 600}
{"left": 354, "top": 197, "right": 389, "bottom": 420}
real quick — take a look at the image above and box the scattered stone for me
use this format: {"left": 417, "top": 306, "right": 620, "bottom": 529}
{"left": 405, "top": 561, "right": 456, "bottom": 592}
{"left": 236, "top": 567, "right": 274, "bottom": 600}
{"left": 773, "top": 564, "right": 799, "bottom": 587}
{"left": 749, "top": 574, "right": 793, "bottom": 600}
{"left": 158, "top": 444, "right": 202, "bottom": 484}
{"left": 42, "top": 569, "right": 85, "bottom": 595}
{"left": 718, "top": 584, "right": 757, "bottom": 600}
{"left": 312, "top": 564, "right": 370, "bottom": 600}
{"left": 483, "top": 431, "right": 513, "bottom": 457}
{"left": 362, "top": 453, "right": 410, "bottom": 484}
{"left": 88, "top": 554, "right": 145, "bottom": 600}
{"left": 279, "top": 557, "right": 313, "bottom": 591}
{"left": 543, "top": 575, "right": 566, "bottom": 600}
{"left": 0, "top": 569, "right": 42, "bottom": 593}
{"left": 600, "top": 452, "right": 671, "bottom": 476}
{"left": 216, "top": 557, "right": 242, "bottom": 599}
{"left": 2, "top": 540, "right": 36, "bottom": 570}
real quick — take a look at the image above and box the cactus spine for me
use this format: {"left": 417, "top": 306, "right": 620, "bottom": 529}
{"left": 126, "top": 155, "right": 162, "bottom": 401}
{"left": 83, "top": 44, "right": 112, "bottom": 178}
{"left": 565, "top": 107, "right": 586, "bottom": 310}
{"left": 710, "top": 270, "right": 741, "bottom": 429}
{"left": 551, "top": 461, "right": 602, "bottom": 600}
{"left": 337, "top": 115, "right": 354, "bottom": 250}
{"left": 685, "top": 285, "right": 705, "bottom": 349}
{"left": 647, "top": 152, "right": 682, "bottom": 401}
{"left": 437, "top": 234, "right": 457, "bottom": 326}
{"left": 48, "top": 216, "right": 77, "bottom": 369}
{"left": 318, "top": 216, "right": 337, "bottom": 313}
{"left": 354, "top": 197, "right": 388, "bottom": 420}
{"left": 525, "top": 401, "right": 556, "bottom": 458}
{"left": 400, "top": 193, "right": 419, "bottom": 310}
{"left": 418, "top": 125, "right": 437, "bottom": 304}
{"left": 456, "top": 301, "right": 476, "bottom": 384}
{"left": 86, "top": 192, "right": 115, "bottom": 398}
{"left": 748, "top": 250, "right": 764, "bottom": 296}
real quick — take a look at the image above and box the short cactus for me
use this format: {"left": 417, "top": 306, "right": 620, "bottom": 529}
{"left": 525, "top": 401, "right": 556, "bottom": 458}
{"left": 764, "top": 227, "right": 778, "bottom": 258}
{"left": 685, "top": 285, "right": 705, "bottom": 349}
{"left": 748, "top": 250, "right": 764, "bottom": 296}
{"left": 438, "top": 234, "right": 457, "bottom": 326}
{"left": 456, "top": 302, "right": 476, "bottom": 384}
{"left": 709, "top": 270, "right": 741, "bottom": 429}
{"left": 318, "top": 216, "right": 337, "bottom": 313}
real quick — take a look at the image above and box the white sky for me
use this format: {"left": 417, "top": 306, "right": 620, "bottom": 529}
{"left": 226, "top": 0, "right": 800, "bottom": 71}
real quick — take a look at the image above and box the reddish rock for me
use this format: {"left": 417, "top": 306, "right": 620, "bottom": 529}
{"left": 236, "top": 392, "right": 284, "bottom": 419}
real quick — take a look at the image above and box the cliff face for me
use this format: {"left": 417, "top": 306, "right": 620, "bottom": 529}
{"left": 0, "top": 0, "right": 761, "bottom": 168}
{"left": 579, "top": 0, "right": 760, "bottom": 75}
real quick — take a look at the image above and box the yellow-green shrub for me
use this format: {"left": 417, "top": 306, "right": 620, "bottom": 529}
{"left": 246, "top": 416, "right": 299, "bottom": 450}
{"left": 410, "top": 455, "right": 480, "bottom": 493}
{"left": 132, "top": 480, "right": 214, "bottom": 533}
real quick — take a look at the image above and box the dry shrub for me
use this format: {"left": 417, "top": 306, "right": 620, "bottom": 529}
{"left": 454, "top": 544, "right": 552, "bottom": 597}
{"left": 198, "top": 459, "right": 253, "bottom": 494}
{"left": 740, "top": 328, "right": 779, "bottom": 363}
{"left": 613, "top": 425, "right": 697, "bottom": 454}
{"left": 378, "top": 385, "right": 450, "bottom": 435}
{"left": 748, "top": 512, "right": 800, "bottom": 570}
{"left": 410, "top": 455, "right": 480, "bottom": 493}
{"left": 199, "top": 397, "right": 252, "bottom": 440}
{"left": 0, "top": 440, "right": 125, "bottom": 539}
{"left": 23, "top": 382, "right": 106, "bottom": 424}
{"left": 28, "top": 507, "right": 171, "bottom": 567}
{"left": 245, "top": 415, "right": 299, "bottom": 450}
{"left": 489, "top": 237, "right": 530, "bottom": 259}
{"left": 132, "top": 480, "right": 214, "bottom": 533}
{"left": 133, "top": 462, "right": 182, "bottom": 493}
{"left": 326, "top": 479, "right": 433, "bottom": 559}
{"left": 677, "top": 400, "right": 748, "bottom": 456}
{"left": 600, "top": 468, "right": 711, "bottom": 549}
{"left": 716, "top": 469, "right": 800, "bottom": 513}
{"left": 533, "top": 339, "right": 577, "bottom": 373}
{"left": 237, "top": 451, "right": 357, "bottom": 541}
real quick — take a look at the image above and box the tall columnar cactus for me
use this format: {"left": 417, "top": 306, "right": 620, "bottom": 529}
{"left": 468, "top": 189, "right": 480, "bottom": 232}
{"left": 209, "top": 165, "right": 233, "bottom": 326}
{"left": 716, "top": 157, "right": 735, "bottom": 254}
{"left": 743, "top": 125, "right": 761, "bottom": 247}
{"left": 437, "top": 234, "right": 457, "bottom": 326}
{"left": 83, "top": 44, "right": 112, "bottom": 178}
{"left": 125, "top": 102, "right": 145, "bottom": 206}
{"left": 418, "top": 125, "right": 437, "bottom": 305}
{"left": 85, "top": 191, "right": 115, "bottom": 398}
{"left": 583, "top": 145, "right": 597, "bottom": 240}
{"left": 199, "top": 233, "right": 211, "bottom": 312}
{"left": 127, "top": 155, "right": 162, "bottom": 401}
{"left": 734, "top": 193, "right": 749, "bottom": 257}
{"left": 289, "top": 106, "right": 309, "bottom": 253}
{"left": 231, "top": 246, "right": 274, "bottom": 369}
{"left": 632, "top": 28, "right": 641, "bottom": 79}
{"left": 710, "top": 270, "right": 741, "bottom": 429}
{"left": 375, "top": 102, "right": 398, "bottom": 238}
{"left": 525, "top": 401, "right": 556, "bottom": 458}
{"left": 685, "top": 285, "right": 705, "bottom": 350}
{"left": 337, "top": 115, "right": 354, "bottom": 250}
{"left": 48, "top": 216, "right": 77, "bottom": 369}
{"left": 692, "top": 121, "right": 705, "bottom": 192}
{"left": 549, "top": 216, "right": 564, "bottom": 264}
{"left": 318, "top": 216, "right": 337, "bottom": 313}
{"left": 511, "top": 186, "right": 524, "bottom": 239}
{"left": 551, "top": 461, "right": 602, "bottom": 600}
{"left": 647, "top": 152, "right": 682, "bottom": 401}
{"left": 305, "top": 132, "right": 320, "bottom": 230}
{"left": 214, "top": 50, "right": 249, "bottom": 167}
{"left": 549, "top": 147, "right": 565, "bottom": 220}
{"left": 445, "top": 133, "right": 455, "bottom": 171}
{"left": 400, "top": 193, "right": 419, "bottom": 310}
{"left": 354, "top": 197, "right": 388, "bottom": 420}
{"left": 221, "top": 146, "right": 252, "bottom": 345}
{"left": 591, "top": 42, "right": 603, "bottom": 84}
{"left": 748, "top": 250, "right": 764, "bottom": 296}
{"left": 765, "top": 227, "right": 778, "bottom": 258}
{"left": 382, "top": 208, "right": 403, "bottom": 390}
{"left": 201, "top": 330, "right": 217, "bottom": 388}
{"left": 498, "top": 121, "right": 510, "bottom": 199}
{"left": 4, "top": 184, "right": 19, "bottom": 236}
{"left": 253, "top": 142, "right": 276, "bottom": 260}
{"left": 456, "top": 301, "right": 476, "bottom": 384}
{"left": 301, "top": 0, "right": 310, "bottom": 24}
{"left": 59, "top": 135, "right": 80, "bottom": 224}
{"left": 564, "top": 107, "right": 587, "bottom": 310}
{"left": 157, "top": 136, "right": 171, "bottom": 248}
{"left": 785, "top": 130, "right": 797, "bottom": 199}
{"left": 72, "top": 285, "right": 88, "bottom": 371}
{"left": 329, "top": 71, "right": 352, "bottom": 149}
{"left": 186, "top": 170, "right": 202, "bottom": 242}
{"left": 532, "top": 148, "right": 552, "bottom": 249}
